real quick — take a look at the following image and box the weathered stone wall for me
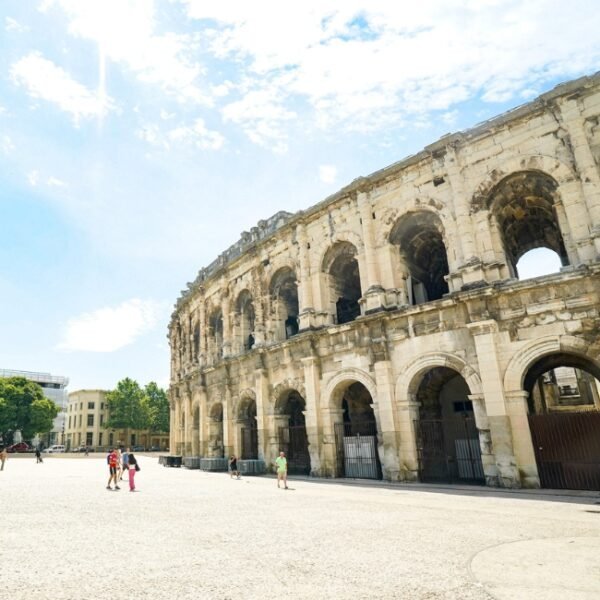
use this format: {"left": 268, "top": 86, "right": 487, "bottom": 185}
{"left": 169, "top": 73, "right": 600, "bottom": 487}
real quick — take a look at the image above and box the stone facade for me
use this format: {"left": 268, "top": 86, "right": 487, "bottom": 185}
{"left": 169, "top": 73, "right": 600, "bottom": 488}
{"left": 65, "top": 390, "right": 169, "bottom": 451}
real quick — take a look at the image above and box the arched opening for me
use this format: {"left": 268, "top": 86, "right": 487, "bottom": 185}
{"left": 323, "top": 242, "right": 362, "bottom": 324}
{"left": 515, "top": 247, "right": 562, "bottom": 280}
{"left": 524, "top": 352, "right": 600, "bottom": 490}
{"left": 238, "top": 398, "right": 258, "bottom": 460}
{"left": 389, "top": 212, "right": 449, "bottom": 305}
{"left": 192, "top": 323, "right": 200, "bottom": 361}
{"left": 275, "top": 390, "right": 310, "bottom": 475}
{"left": 488, "top": 171, "right": 569, "bottom": 278}
{"left": 208, "top": 403, "right": 224, "bottom": 458}
{"left": 208, "top": 309, "right": 224, "bottom": 360}
{"left": 332, "top": 381, "right": 381, "bottom": 479}
{"left": 236, "top": 290, "right": 255, "bottom": 352}
{"left": 414, "top": 367, "right": 484, "bottom": 484}
{"left": 270, "top": 267, "right": 299, "bottom": 341}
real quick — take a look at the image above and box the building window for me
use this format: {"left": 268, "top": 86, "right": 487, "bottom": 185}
{"left": 101, "top": 403, "right": 104, "bottom": 409}
{"left": 100, "top": 414, "right": 104, "bottom": 426}
{"left": 87, "top": 414, "right": 94, "bottom": 427}
{"left": 88, "top": 402, "right": 95, "bottom": 410}
{"left": 68, "top": 416, "right": 71, "bottom": 428}
{"left": 99, "top": 432, "right": 103, "bottom": 446}
{"left": 79, "top": 415, "right": 82, "bottom": 427}
{"left": 86, "top": 432, "right": 93, "bottom": 446}
{"left": 109, "top": 433, "right": 114, "bottom": 446}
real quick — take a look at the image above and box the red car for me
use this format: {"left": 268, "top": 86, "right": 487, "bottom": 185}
{"left": 6, "top": 442, "right": 32, "bottom": 453}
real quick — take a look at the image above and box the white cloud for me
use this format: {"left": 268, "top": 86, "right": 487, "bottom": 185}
{"left": 47, "top": 176, "right": 67, "bottom": 187}
{"left": 57, "top": 299, "right": 162, "bottom": 352}
{"left": 41, "top": 0, "right": 211, "bottom": 105}
{"left": 10, "top": 52, "right": 113, "bottom": 123}
{"left": 1, "top": 136, "right": 15, "bottom": 155}
{"left": 168, "top": 118, "right": 225, "bottom": 150}
{"left": 319, "top": 164, "right": 337, "bottom": 184}
{"left": 182, "top": 0, "right": 600, "bottom": 144}
{"left": 137, "top": 118, "right": 225, "bottom": 151}
{"left": 5, "top": 17, "right": 28, "bottom": 32}
{"left": 27, "top": 170, "right": 40, "bottom": 186}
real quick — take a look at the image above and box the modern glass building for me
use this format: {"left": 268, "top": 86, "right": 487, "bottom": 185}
{"left": 0, "top": 368, "right": 69, "bottom": 445}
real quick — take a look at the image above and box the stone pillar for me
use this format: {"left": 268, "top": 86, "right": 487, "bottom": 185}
{"left": 357, "top": 192, "right": 387, "bottom": 313}
{"left": 320, "top": 407, "right": 343, "bottom": 477}
{"left": 373, "top": 360, "right": 401, "bottom": 481}
{"left": 468, "top": 393, "right": 499, "bottom": 486}
{"left": 169, "top": 397, "right": 177, "bottom": 456}
{"left": 222, "top": 386, "right": 233, "bottom": 458}
{"left": 559, "top": 99, "right": 600, "bottom": 257}
{"left": 297, "top": 223, "right": 317, "bottom": 331}
{"left": 467, "top": 320, "right": 521, "bottom": 487}
{"left": 255, "top": 369, "right": 269, "bottom": 462}
{"left": 198, "top": 385, "right": 208, "bottom": 457}
{"left": 396, "top": 397, "right": 420, "bottom": 481}
{"left": 191, "top": 388, "right": 200, "bottom": 457}
{"left": 505, "top": 390, "right": 540, "bottom": 488}
{"left": 301, "top": 356, "right": 322, "bottom": 476}
{"left": 222, "top": 291, "right": 232, "bottom": 357}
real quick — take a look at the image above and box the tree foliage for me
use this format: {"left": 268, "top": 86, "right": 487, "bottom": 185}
{"left": 0, "top": 377, "right": 59, "bottom": 442}
{"left": 143, "top": 382, "right": 170, "bottom": 433}
{"left": 105, "top": 378, "right": 149, "bottom": 430}
{"left": 105, "top": 378, "right": 169, "bottom": 433}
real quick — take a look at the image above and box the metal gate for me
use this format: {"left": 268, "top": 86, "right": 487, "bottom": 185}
{"left": 278, "top": 425, "right": 311, "bottom": 475}
{"left": 334, "top": 421, "right": 382, "bottom": 480}
{"left": 241, "top": 426, "right": 258, "bottom": 460}
{"left": 528, "top": 411, "right": 600, "bottom": 490}
{"left": 415, "top": 417, "right": 485, "bottom": 484}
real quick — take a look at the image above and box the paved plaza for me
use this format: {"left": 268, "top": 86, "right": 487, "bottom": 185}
{"left": 1, "top": 455, "right": 600, "bottom": 600}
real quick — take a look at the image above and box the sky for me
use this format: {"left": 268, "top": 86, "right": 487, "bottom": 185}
{"left": 1, "top": 1, "right": 599, "bottom": 393}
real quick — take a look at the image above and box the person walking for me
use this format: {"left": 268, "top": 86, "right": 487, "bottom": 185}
{"left": 229, "top": 455, "right": 240, "bottom": 479}
{"left": 115, "top": 448, "right": 123, "bottom": 480}
{"left": 127, "top": 452, "right": 139, "bottom": 492}
{"left": 35, "top": 447, "right": 43, "bottom": 463}
{"left": 0, "top": 446, "right": 7, "bottom": 471}
{"left": 275, "top": 451, "right": 288, "bottom": 489}
{"left": 121, "top": 448, "right": 130, "bottom": 481}
{"left": 106, "top": 448, "right": 120, "bottom": 490}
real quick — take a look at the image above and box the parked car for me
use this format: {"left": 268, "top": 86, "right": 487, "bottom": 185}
{"left": 44, "top": 444, "right": 66, "bottom": 453}
{"left": 132, "top": 445, "right": 145, "bottom": 452}
{"left": 149, "top": 446, "right": 161, "bottom": 452}
{"left": 6, "top": 442, "right": 31, "bottom": 453}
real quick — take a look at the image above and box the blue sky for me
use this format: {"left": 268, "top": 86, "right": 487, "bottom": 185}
{"left": 1, "top": 0, "right": 599, "bottom": 392}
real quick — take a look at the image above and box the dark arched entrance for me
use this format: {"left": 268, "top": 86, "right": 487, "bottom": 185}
{"left": 238, "top": 399, "right": 258, "bottom": 460}
{"left": 333, "top": 381, "right": 382, "bottom": 479}
{"left": 415, "top": 367, "right": 484, "bottom": 484}
{"left": 276, "top": 391, "right": 310, "bottom": 475}
{"left": 525, "top": 353, "right": 600, "bottom": 490}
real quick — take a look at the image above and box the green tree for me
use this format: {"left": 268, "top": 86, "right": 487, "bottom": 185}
{"left": 105, "top": 378, "right": 150, "bottom": 431}
{"left": 0, "top": 377, "right": 59, "bottom": 442}
{"left": 143, "top": 382, "right": 170, "bottom": 433}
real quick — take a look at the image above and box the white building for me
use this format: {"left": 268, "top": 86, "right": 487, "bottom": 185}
{"left": 0, "top": 368, "right": 69, "bottom": 445}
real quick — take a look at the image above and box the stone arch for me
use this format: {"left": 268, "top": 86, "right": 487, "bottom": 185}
{"left": 388, "top": 210, "right": 451, "bottom": 304}
{"left": 470, "top": 155, "right": 577, "bottom": 206}
{"left": 321, "top": 240, "right": 363, "bottom": 325}
{"left": 269, "top": 266, "right": 300, "bottom": 341}
{"left": 316, "top": 231, "right": 364, "bottom": 269}
{"left": 235, "top": 288, "right": 255, "bottom": 351}
{"left": 324, "top": 368, "right": 377, "bottom": 409}
{"left": 503, "top": 335, "right": 598, "bottom": 394}
{"left": 271, "top": 378, "right": 306, "bottom": 411}
{"left": 395, "top": 352, "right": 483, "bottom": 404}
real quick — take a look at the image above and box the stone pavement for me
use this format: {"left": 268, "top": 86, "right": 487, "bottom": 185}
{"left": 1, "top": 455, "right": 599, "bottom": 600}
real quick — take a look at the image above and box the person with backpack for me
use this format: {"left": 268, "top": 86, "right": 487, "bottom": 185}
{"left": 127, "top": 452, "right": 139, "bottom": 492}
{"left": 106, "top": 448, "right": 120, "bottom": 490}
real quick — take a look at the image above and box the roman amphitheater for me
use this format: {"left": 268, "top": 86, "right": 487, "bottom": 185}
{"left": 169, "top": 72, "right": 600, "bottom": 490}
